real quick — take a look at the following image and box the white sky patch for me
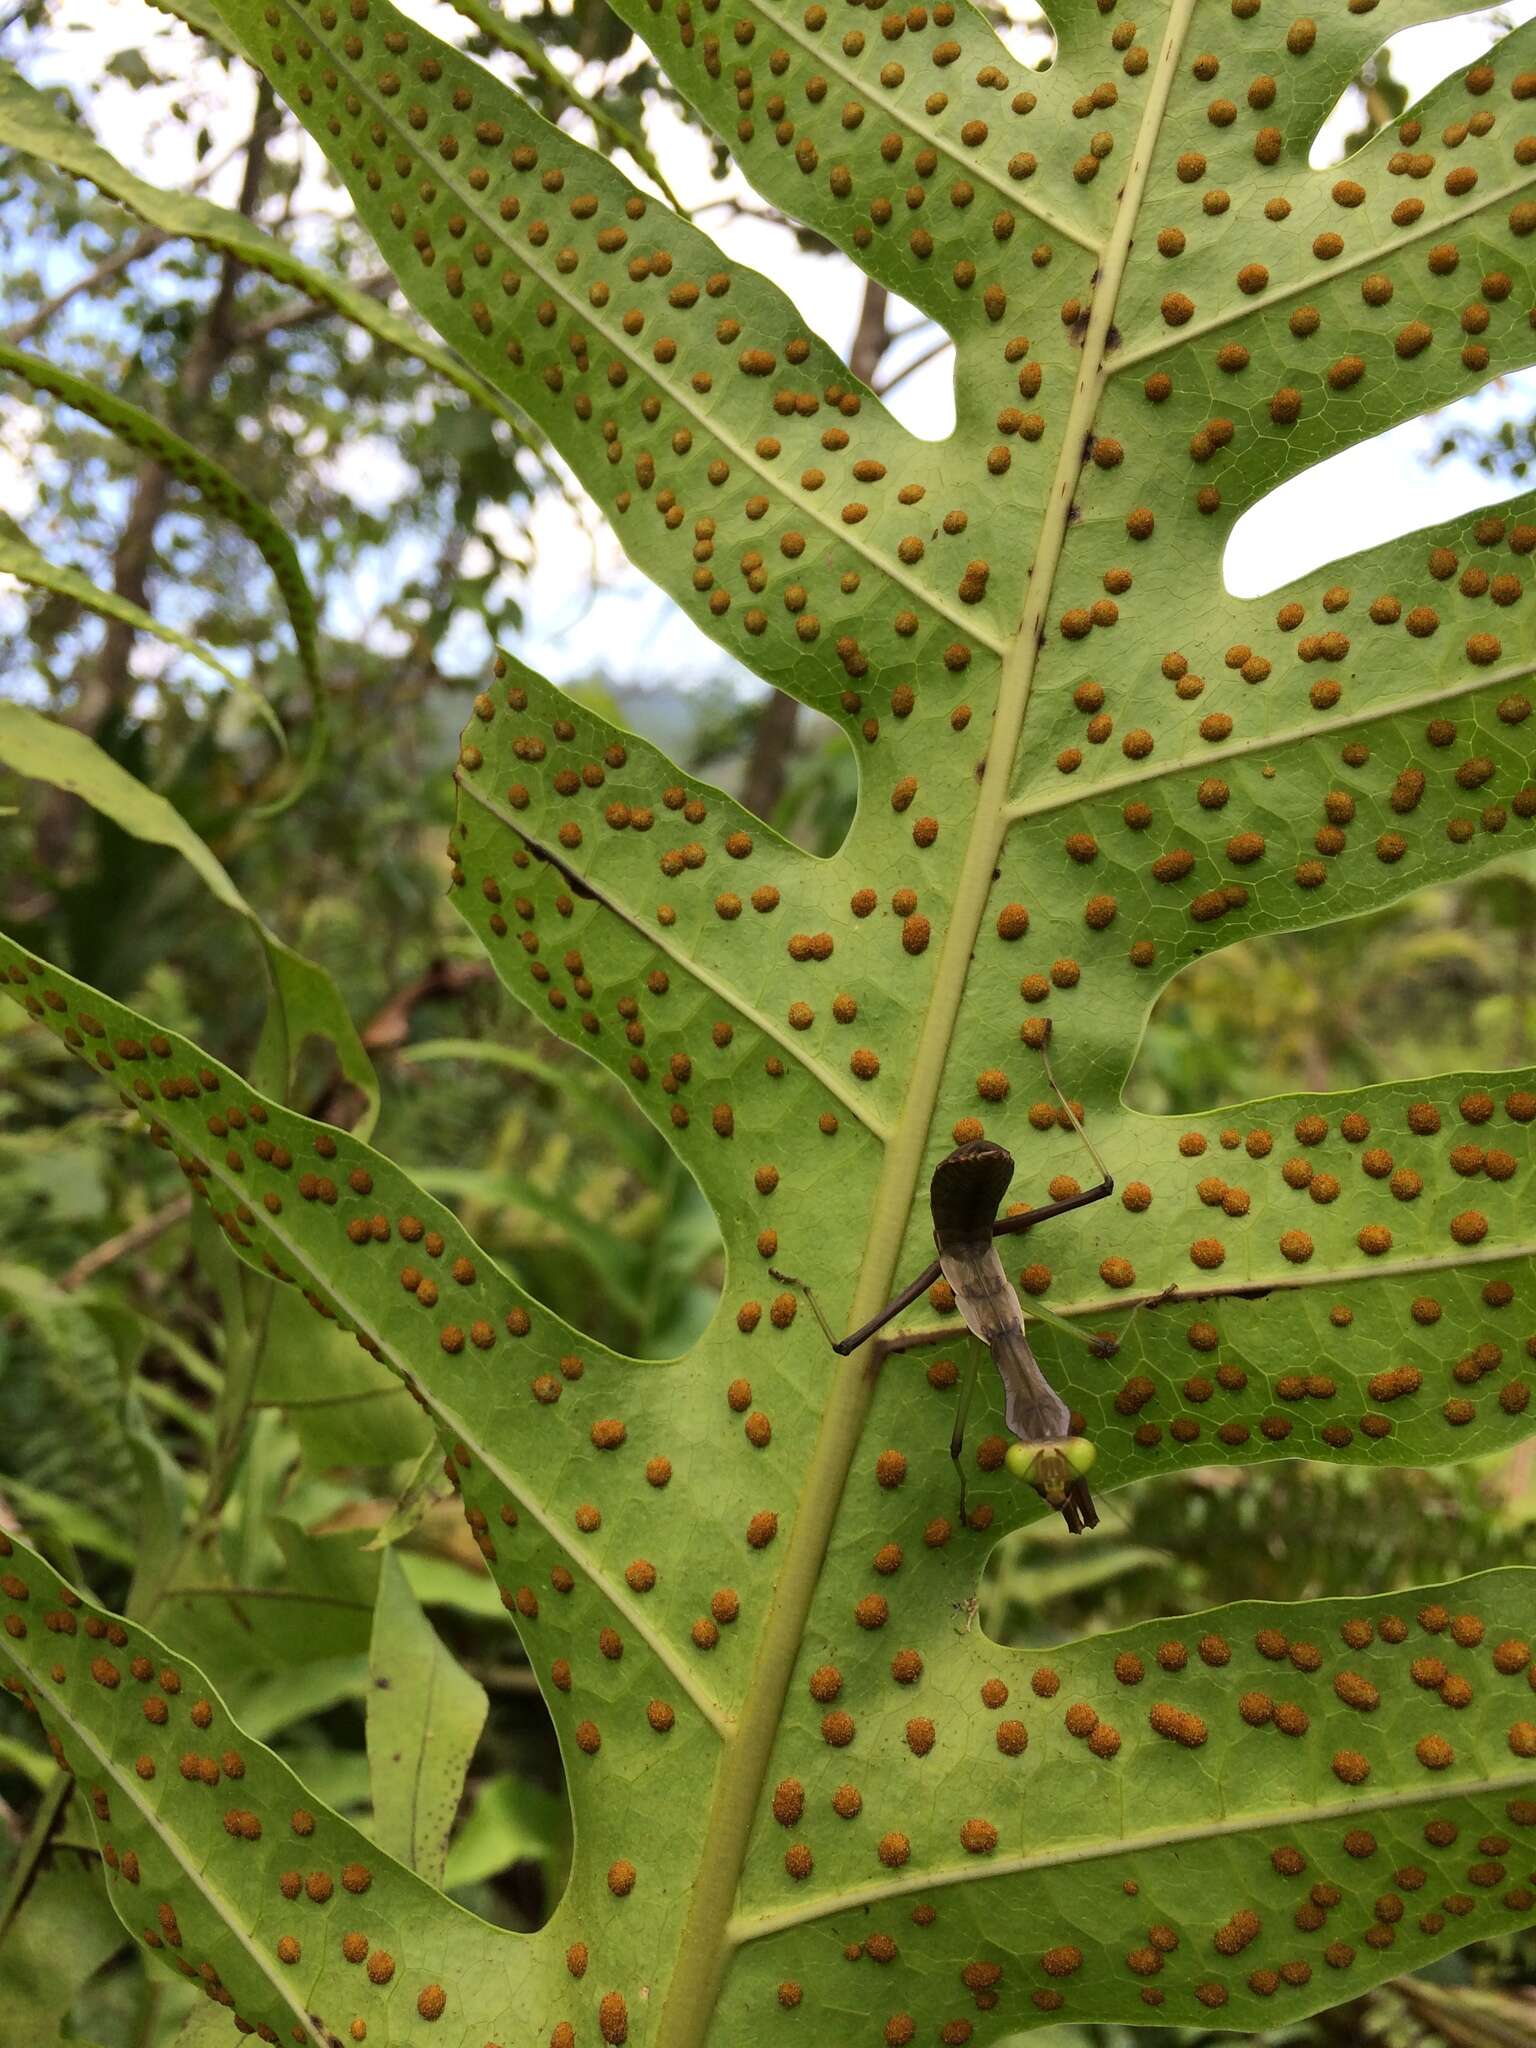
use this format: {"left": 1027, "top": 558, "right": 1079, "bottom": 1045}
{"left": 9, "top": 0, "right": 1535, "bottom": 697}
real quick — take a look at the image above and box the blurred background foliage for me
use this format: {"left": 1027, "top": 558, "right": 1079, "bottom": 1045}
{"left": 0, "top": 1, "right": 1534, "bottom": 2042}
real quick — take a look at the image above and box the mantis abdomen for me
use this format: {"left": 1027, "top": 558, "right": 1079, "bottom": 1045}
{"left": 937, "top": 1240, "right": 1075, "bottom": 1446}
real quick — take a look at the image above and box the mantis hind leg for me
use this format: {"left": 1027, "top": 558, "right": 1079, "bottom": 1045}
{"left": 948, "top": 1347, "right": 981, "bottom": 1525}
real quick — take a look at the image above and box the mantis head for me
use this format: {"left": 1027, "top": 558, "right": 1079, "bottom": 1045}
{"left": 1004, "top": 1436, "right": 1098, "bottom": 1510}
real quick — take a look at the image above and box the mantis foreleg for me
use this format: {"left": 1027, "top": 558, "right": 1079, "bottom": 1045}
{"left": 948, "top": 1345, "right": 981, "bottom": 1525}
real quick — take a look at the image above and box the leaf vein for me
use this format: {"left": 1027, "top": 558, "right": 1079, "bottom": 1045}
{"left": 728, "top": 1763, "right": 1536, "bottom": 1943}
{"left": 1005, "top": 656, "right": 1536, "bottom": 822}
{"left": 1113, "top": 168, "right": 1536, "bottom": 373}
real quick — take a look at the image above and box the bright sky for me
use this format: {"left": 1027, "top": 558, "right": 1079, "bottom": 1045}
{"left": 6, "top": 0, "right": 1535, "bottom": 698}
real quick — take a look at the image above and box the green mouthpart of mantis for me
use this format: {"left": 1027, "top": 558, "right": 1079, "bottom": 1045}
{"left": 1006, "top": 1435, "right": 1099, "bottom": 1497}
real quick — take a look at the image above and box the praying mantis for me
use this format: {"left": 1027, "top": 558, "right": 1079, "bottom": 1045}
{"left": 773, "top": 1036, "right": 1118, "bottom": 1535}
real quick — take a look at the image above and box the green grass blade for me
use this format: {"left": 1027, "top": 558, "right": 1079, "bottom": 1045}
{"left": 366, "top": 1548, "right": 488, "bottom": 1887}
{"left": 0, "top": 342, "right": 326, "bottom": 812}
{"left": 0, "top": 57, "right": 546, "bottom": 455}
{"left": 0, "top": 703, "right": 377, "bottom": 1131}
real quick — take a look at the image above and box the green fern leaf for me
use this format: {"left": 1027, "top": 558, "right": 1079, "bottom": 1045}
{"left": 4, "top": 0, "right": 1536, "bottom": 2040}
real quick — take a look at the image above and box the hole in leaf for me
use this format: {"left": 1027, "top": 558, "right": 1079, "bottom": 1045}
{"left": 875, "top": 313, "right": 956, "bottom": 443}
{"left": 441, "top": 1662, "right": 570, "bottom": 1928}
{"left": 1224, "top": 374, "right": 1536, "bottom": 599}
{"left": 1125, "top": 867, "right": 1536, "bottom": 1118}
{"left": 1311, "top": 1, "right": 1536, "bottom": 169}
{"left": 988, "top": 0, "right": 1054, "bottom": 76}
{"left": 728, "top": 687, "right": 856, "bottom": 847}
{"left": 980, "top": 1459, "right": 1522, "bottom": 1645}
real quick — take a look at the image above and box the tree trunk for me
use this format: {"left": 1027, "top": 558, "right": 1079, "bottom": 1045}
{"left": 849, "top": 279, "right": 890, "bottom": 388}
{"left": 84, "top": 79, "right": 279, "bottom": 733}
{"left": 739, "top": 686, "right": 802, "bottom": 824}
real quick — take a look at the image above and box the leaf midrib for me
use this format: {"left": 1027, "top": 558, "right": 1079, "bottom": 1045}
{"left": 654, "top": 7, "right": 1200, "bottom": 2042}
{"left": 398, "top": 1378, "right": 736, "bottom": 1737}
{"left": 274, "top": 0, "right": 1008, "bottom": 652}
{"left": 1005, "top": 655, "right": 1536, "bottom": 821}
